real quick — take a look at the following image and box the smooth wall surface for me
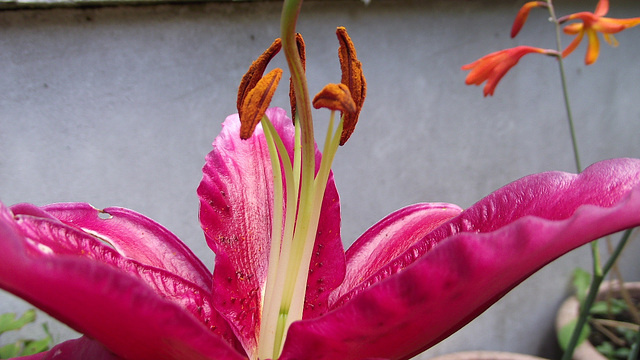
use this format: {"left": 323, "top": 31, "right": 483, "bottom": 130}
{"left": 1, "top": 0, "right": 639, "bottom": 358}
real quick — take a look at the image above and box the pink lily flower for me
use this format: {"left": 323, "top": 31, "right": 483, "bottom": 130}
{"left": 2, "top": 107, "right": 640, "bottom": 360}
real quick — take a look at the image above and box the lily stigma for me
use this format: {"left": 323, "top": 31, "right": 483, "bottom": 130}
{"left": 2, "top": 0, "right": 640, "bottom": 359}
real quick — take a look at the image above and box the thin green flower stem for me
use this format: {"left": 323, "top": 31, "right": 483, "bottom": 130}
{"left": 281, "top": 0, "right": 314, "bottom": 182}
{"left": 546, "top": 0, "right": 603, "bottom": 279}
{"left": 280, "top": 0, "right": 317, "bottom": 302}
{"left": 561, "top": 228, "right": 634, "bottom": 360}
{"left": 545, "top": 15, "right": 609, "bottom": 340}
{"left": 545, "top": 3, "right": 608, "bottom": 360}
{"left": 546, "top": 0, "right": 582, "bottom": 174}
{"left": 271, "top": 1, "right": 320, "bottom": 357}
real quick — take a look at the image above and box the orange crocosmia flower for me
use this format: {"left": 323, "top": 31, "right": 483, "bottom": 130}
{"left": 511, "top": 1, "right": 548, "bottom": 38}
{"left": 559, "top": 0, "right": 640, "bottom": 65}
{"left": 462, "top": 46, "right": 551, "bottom": 97}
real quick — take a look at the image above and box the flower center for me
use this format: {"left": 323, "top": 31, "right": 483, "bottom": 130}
{"left": 235, "top": 3, "right": 365, "bottom": 356}
{"left": 256, "top": 108, "right": 344, "bottom": 360}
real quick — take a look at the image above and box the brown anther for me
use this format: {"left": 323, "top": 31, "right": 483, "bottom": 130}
{"left": 289, "top": 33, "right": 306, "bottom": 121}
{"left": 312, "top": 83, "right": 356, "bottom": 113}
{"left": 336, "top": 27, "right": 367, "bottom": 145}
{"left": 237, "top": 38, "right": 282, "bottom": 121}
{"left": 239, "top": 68, "right": 283, "bottom": 140}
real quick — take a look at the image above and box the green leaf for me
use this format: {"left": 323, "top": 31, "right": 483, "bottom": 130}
{"left": 0, "top": 313, "right": 51, "bottom": 359}
{"left": 0, "top": 310, "right": 36, "bottom": 335}
{"left": 22, "top": 338, "right": 51, "bottom": 356}
{"left": 590, "top": 299, "right": 627, "bottom": 316}
{"left": 558, "top": 318, "right": 591, "bottom": 350}
{"left": 0, "top": 342, "right": 23, "bottom": 359}
{"left": 621, "top": 328, "right": 638, "bottom": 344}
{"left": 572, "top": 268, "right": 592, "bottom": 304}
{"left": 615, "top": 347, "right": 631, "bottom": 360}
{"left": 597, "top": 342, "right": 616, "bottom": 360}
{"left": 21, "top": 324, "right": 52, "bottom": 356}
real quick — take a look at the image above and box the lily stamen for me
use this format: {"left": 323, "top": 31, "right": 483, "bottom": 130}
{"left": 237, "top": 38, "right": 282, "bottom": 121}
{"left": 240, "top": 69, "right": 283, "bottom": 140}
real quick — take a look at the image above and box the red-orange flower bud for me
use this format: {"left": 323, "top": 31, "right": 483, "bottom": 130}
{"left": 511, "top": 1, "right": 548, "bottom": 38}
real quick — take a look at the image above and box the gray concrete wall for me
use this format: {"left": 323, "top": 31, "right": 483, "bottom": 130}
{"left": 1, "top": 0, "right": 639, "bottom": 358}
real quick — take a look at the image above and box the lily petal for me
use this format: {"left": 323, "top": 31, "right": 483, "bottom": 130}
{"left": 198, "top": 107, "right": 344, "bottom": 356}
{"left": 0, "top": 203, "right": 244, "bottom": 360}
{"left": 280, "top": 158, "right": 640, "bottom": 360}
{"left": 11, "top": 212, "right": 222, "bottom": 329}
{"left": 331, "top": 203, "right": 462, "bottom": 303}
{"left": 12, "top": 202, "right": 212, "bottom": 291}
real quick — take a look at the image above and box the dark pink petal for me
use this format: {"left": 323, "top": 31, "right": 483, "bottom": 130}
{"left": 0, "top": 204, "right": 245, "bottom": 360}
{"left": 198, "top": 107, "right": 344, "bottom": 356}
{"left": 15, "top": 336, "right": 123, "bottom": 360}
{"left": 331, "top": 203, "right": 462, "bottom": 303}
{"left": 10, "top": 212, "right": 229, "bottom": 335}
{"left": 198, "top": 110, "right": 278, "bottom": 355}
{"left": 280, "top": 158, "right": 640, "bottom": 360}
{"left": 17, "top": 202, "right": 212, "bottom": 292}
{"left": 304, "top": 171, "right": 343, "bottom": 319}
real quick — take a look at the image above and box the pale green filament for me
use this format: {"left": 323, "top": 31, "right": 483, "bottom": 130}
{"left": 257, "top": 115, "right": 297, "bottom": 360}
{"left": 292, "top": 115, "right": 302, "bottom": 193}
{"left": 256, "top": 111, "right": 345, "bottom": 360}
{"left": 258, "top": 115, "right": 286, "bottom": 360}
{"left": 283, "top": 111, "right": 342, "bottom": 335}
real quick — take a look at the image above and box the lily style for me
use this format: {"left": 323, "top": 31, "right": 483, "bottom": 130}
{"left": 2, "top": 1, "right": 640, "bottom": 359}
